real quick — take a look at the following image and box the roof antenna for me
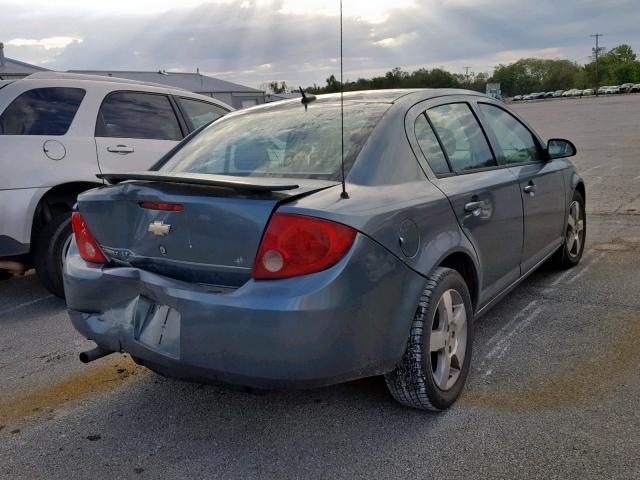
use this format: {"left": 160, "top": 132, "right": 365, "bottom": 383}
{"left": 299, "top": 86, "right": 316, "bottom": 111}
{"left": 339, "top": 0, "right": 349, "bottom": 199}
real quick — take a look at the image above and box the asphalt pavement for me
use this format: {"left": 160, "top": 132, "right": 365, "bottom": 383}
{"left": 1, "top": 94, "right": 639, "bottom": 479}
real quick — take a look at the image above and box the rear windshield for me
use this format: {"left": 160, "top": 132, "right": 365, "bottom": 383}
{"left": 159, "top": 102, "right": 389, "bottom": 180}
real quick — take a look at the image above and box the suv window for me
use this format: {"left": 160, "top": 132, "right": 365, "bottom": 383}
{"left": 0, "top": 87, "right": 85, "bottom": 135}
{"left": 426, "top": 103, "right": 496, "bottom": 173}
{"left": 96, "top": 91, "right": 182, "bottom": 140}
{"left": 177, "top": 98, "right": 227, "bottom": 129}
{"left": 414, "top": 114, "right": 450, "bottom": 175}
{"left": 478, "top": 103, "right": 542, "bottom": 165}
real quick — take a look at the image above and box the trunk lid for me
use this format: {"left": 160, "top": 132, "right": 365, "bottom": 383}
{"left": 78, "top": 174, "right": 338, "bottom": 287}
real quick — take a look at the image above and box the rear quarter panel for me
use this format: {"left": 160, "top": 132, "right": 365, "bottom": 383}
{"left": 281, "top": 100, "right": 478, "bottom": 304}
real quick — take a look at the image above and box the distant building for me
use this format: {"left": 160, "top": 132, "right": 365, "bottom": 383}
{"left": 70, "top": 70, "right": 265, "bottom": 109}
{"left": 486, "top": 82, "right": 502, "bottom": 99}
{"left": 0, "top": 42, "right": 49, "bottom": 80}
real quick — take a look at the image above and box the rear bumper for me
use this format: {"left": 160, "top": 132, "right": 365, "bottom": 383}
{"left": 64, "top": 234, "right": 425, "bottom": 389}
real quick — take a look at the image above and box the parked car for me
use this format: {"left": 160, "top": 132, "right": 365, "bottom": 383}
{"left": 605, "top": 86, "right": 621, "bottom": 94}
{"left": 512, "top": 95, "right": 523, "bottom": 101}
{"left": 65, "top": 89, "right": 586, "bottom": 411}
{"left": 553, "top": 90, "right": 565, "bottom": 97}
{"left": 620, "top": 83, "right": 634, "bottom": 93}
{"left": 562, "top": 90, "right": 574, "bottom": 97}
{"left": 522, "top": 94, "right": 532, "bottom": 100}
{"left": 583, "top": 89, "right": 595, "bottom": 96}
{"left": 0, "top": 72, "right": 232, "bottom": 296}
{"left": 631, "top": 84, "right": 640, "bottom": 93}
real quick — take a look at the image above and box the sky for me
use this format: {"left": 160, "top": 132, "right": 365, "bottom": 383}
{"left": 2, "top": 0, "right": 639, "bottom": 88}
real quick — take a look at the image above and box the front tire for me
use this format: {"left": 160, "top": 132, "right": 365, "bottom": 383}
{"left": 552, "top": 190, "right": 586, "bottom": 269}
{"left": 34, "top": 212, "right": 73, "bottom": 298}
{"left": 385, "top": 267, "right": 474, "bottom": 411}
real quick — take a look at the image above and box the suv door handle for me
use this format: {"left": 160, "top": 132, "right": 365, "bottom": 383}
{"left": 523, "top": 182, "right": 536, "bottom": 194}
{"left": 107, "top": 145, "right": 134, "bottom": 154}
{"left": 464, "top": 201, "right": 483, "bottom": 215}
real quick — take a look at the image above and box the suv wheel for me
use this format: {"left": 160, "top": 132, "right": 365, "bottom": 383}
{"left": 34, "top": 212, "right": 73, "bottom": 298}
{"left": 385, "top": 267, "right": 474, "bottom": 411}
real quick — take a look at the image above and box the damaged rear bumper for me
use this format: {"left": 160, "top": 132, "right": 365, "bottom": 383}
{"left": 64, "top": 234, "right": 425, "bottom": 389}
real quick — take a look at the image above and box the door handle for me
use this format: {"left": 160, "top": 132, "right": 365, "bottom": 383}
{"left": 523, "top": 183, "right": 536, "bottom": 195}
{"left": 107, "top": 145, "right": 134, "bottom": 154}
{"left": 464, "top": 201, "right": 483, "bottom": 215}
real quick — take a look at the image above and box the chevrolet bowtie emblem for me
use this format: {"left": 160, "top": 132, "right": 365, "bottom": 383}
{"left": 148, "top": 221, "right": 171, "bottom": 236}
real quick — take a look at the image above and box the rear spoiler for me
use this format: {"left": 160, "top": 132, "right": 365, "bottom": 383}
{"left": 97, "top": 172, "right": 300, "bottom": 193}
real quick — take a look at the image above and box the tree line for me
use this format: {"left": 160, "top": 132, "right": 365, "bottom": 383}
{"left": 267, "top": 43, "right": 640, "bottom": 97}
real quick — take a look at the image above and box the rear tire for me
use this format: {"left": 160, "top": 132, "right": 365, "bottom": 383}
{"left": 0, "top": 270, "right": 12, "bottom": 281}
{"left": 34, "top": 212, "right": 73, "bottom": 298}
{"left": 385, "top": 267, "right": 473, "bottom": 411}
{"left": 552, "top": 190, "right": 586, "bottom": 269}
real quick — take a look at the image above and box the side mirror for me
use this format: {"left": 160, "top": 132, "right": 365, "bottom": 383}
{"left": 547, "top": 138, "right": 577, "bottom": 160}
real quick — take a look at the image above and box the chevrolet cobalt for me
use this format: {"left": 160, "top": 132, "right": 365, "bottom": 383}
{"left": 64, "top": 90, "right": 586, "bottom": 411}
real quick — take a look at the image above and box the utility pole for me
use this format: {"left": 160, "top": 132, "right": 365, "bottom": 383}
{"left": 590, "top": 33, "right": 604, "bottom": 94}
{"left": 463, "top": 66, "right": 471, "bottom": 83}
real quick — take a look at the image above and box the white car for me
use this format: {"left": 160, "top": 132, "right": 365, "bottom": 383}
{"left": 0, "top": 72, "right": 232, "bottom": 295}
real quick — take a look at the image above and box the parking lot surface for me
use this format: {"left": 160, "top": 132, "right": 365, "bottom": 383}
{"left": 1, "top": 95, "right": 639, "bottom": 479}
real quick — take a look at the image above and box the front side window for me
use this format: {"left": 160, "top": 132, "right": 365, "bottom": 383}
{"left": 159, "top": 102, "right": 389, "bottom": 180}
{"left": 478, "top": 103, "right": 542, "bottom": 165}
{"left": 0, "top": 87, "right": 85, "bottom": 135}
{"left": 414, "top": 114, "right": 450, "bottom": 175}
{"left": 178, "top": 98, "right": 227, "bottom": 129}
{"left": 426, "top": 103, "right": 496, "bottom": 173}
{"left": 96, "top": 92, "right": 182, "bottom": 140}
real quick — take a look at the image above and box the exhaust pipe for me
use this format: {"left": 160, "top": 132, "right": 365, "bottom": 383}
{"left": 79, "top": 346, "right": 114, "bottom": 363}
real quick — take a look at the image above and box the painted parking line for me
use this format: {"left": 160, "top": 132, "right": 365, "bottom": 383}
{"left": 480, "top": 301, "right": 544, "bottom": 378}
{"left": 545, "top": 249, "right": 595, "bottom": 290}
{"left": 566, "top": 251, "right": 606, "bottom": 284}
{"left": 480, "top": 250, "right": 606, "bottom": 378}
{"left": 0, "top": 295, "right": 54, "bottom": 317}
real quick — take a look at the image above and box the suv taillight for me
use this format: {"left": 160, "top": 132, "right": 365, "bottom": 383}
{"left": 71, "top": 212, "right": 107, "bottom": 264}
{"left": 252, "top": 213, "right": 356, "bottom": 280}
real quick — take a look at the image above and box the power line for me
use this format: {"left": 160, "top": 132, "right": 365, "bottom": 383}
{"left": 590, "top": 33, "right": 604, "bottom": 93}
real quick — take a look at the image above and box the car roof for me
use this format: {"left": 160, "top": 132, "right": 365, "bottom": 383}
{"left": 11, "top": 72, "right": 232, "bottom": 109}
{"left": 311, "top": 88, "right": 488, "bottom": 104}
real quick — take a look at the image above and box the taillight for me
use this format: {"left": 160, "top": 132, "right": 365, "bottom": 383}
{"left": 252, "top": 213, "right": 356, "bottom": 280}
{"left": 71, "top": 212, "right": 107, "bottom": 264}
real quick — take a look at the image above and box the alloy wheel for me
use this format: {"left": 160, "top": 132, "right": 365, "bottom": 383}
{"left": 430, "top": 289, "right": 467, "bottom": 391}
{"left": 566, "top": 201, "right": 585, "bottom": 259}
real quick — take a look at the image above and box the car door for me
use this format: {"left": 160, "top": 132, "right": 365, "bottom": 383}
{"left": 0, "top": 85, "right": 99, "bottom": 190}
{"left": 414, "top": 100, "right": 524, "bottom": 306}
{"left": 95, "top": 91, "right": 185, "bottom": 173}
{"left": 476, "top": 102, "right": 565, "bottom": 273}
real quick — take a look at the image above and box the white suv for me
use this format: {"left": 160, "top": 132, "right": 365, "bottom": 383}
{"left": 0, "top": 72, "right": 231, "bottom": 296}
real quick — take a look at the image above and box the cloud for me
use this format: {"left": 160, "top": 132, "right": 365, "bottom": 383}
{"left": 1, "top": 0, "right": 639, "bottom": 87}
{"left": 6, "top": 36, "right": 83, "bottom": 50}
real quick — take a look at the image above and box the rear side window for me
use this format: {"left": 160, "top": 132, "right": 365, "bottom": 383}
{"left": 96, "top": 92, "right": 182, "bottom": 140}
{"left": 0, "top": 87, "right": 85, "bottom": 135}
{"left": 478, "top": 103, "right": 542, "bottom": 165}
{"left": 177, "top": 98, "right": 227, "bottom": 129}
{"left": 414, "top": 114, "right": 450, "bottom": 175}
{"left": 426, "top": 103, "right": 496, "bottom": 173}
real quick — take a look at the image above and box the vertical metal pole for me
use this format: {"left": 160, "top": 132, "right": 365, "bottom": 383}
{"left": 340, "top": 0, "right": 348, "bottom": 199}
{"left": 591, "top": 33, "right": 603, "bottom": 94}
